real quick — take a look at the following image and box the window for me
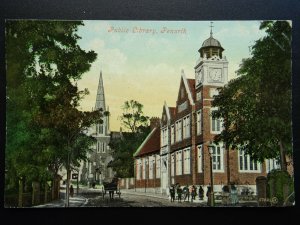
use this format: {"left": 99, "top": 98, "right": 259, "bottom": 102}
{"left": 176, "top": 120, "right": 182, "bottom": 142}
{"left": 142, "top": 158, "right": 146, "bottom": 179}
{"left": 97, "top": 141, "right": 100, "bottom": 153}
{"left": 183, "top": 148, "right": 191, "bottom": 174}
{"left": 211, "top": 145, "right": 224, "bottom": 172}
{"left": 211, "top": 108, "right": 222, "bottom": 133}
{"left": 210, "top": 88, "right": 219, "bottom": 98}
{"left": 197, "top": 110, "right": 202, "bottom": 135}
{"left": 176, "top": 150, "right": 182, "bottom": 175}
{"left": 149, "top": 156, "right": 154, "bottom": 179}
{"left": 156, "top": 155, "right": 160, "bottom": 178}
{"left": 183, "top": 115, "right": 190, "bottom": 139}
{"left": 136, "top": 159, "right": 141, "bottom": 180}
{"left": 171, "top": 125, "right": 175, "bottom": 145}
{"left": 171, "top": 154, "right": 175, "bottom": 176}
{"left": 266, "top": 158, "right": 280, "bottom": 173}
{"left": 196, "top": 91, "right": 202, "bottom": 101}
{"left": 101, "top": 143, "right": 106, "bottom": 153}
{"left": 183, "top": 118, "right": 186, "bottom": 139}
{"left": 161, "top": 127, "right": 168, "bottom": 146}
{"left": 99, "top": 124, "right": 103, "bottom": 134}
{"left": 239, "top": 149, "right": 261, "bottom": 172}
{"left": 197, "top": 145, "right": 202, "bottom": 172}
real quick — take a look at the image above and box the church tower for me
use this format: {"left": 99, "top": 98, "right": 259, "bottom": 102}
{"left": 79, "top": 70, "right": 114, "bottom": 185}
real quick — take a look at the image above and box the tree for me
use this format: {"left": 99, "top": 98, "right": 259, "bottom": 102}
{"left": 212, "top": 21, "right": 292, "bottom": 171}
{"left": 5, "top": 20, "right": 100, "bottom": 206}
{"left": 109, "top": 100, "right": 150, "bottom": 177}
{"left": 119, "top": 100, "right": 149, "bottom": 133}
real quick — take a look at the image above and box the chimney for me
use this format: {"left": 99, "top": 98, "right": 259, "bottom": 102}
{"left": 150, "top": 117, "right": 161, "bottom": 130}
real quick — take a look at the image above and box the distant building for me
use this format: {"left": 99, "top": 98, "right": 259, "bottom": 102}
{"left": 133, "top": 28, "right": 280, "bottom": 197}
{"left": 78, "top": 71, "right": 115, "bottom": 185}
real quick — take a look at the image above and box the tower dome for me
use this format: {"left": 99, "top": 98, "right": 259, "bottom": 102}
{"left": 198, "top": 22, "right": 224, "bottom": 59}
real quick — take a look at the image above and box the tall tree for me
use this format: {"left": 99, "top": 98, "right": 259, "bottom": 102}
{"left": 212, "top": 21, "right": 292, "bottom": 171}
{"left": 119, "top": 100, "right": 149, "bottom": 133}
{"left": 5, "top": 20, "right": 100, "bottom": 204}
{"left": 110, "top": 100, "right": 150, "bottom": 177}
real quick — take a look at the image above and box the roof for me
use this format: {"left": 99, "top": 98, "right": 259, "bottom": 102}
{"left": 187, "top": 79, "right": 196, "bottom": 102}
{"left": 133, "top": 127, "right": 160, "bottom": 158}
{"left": 201, "top": 36, "right": 223, "bottom": 49}
{"left": 168, "top": 107, "right": 176, "bottom": 119}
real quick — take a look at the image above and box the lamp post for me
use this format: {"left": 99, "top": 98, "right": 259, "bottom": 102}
{"left": 208, "top": 144, "right": 215, "bottom": 207}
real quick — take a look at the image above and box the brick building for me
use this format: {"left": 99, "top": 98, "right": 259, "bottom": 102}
{"left": 133, "top": 29, "right": 280, "bottom": 197}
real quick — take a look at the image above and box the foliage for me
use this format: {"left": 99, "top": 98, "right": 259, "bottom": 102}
{"left": 267, "top": 170, "right": 294, "bottom": 206}
{"left": 119, "top": 100, "right": 150, "bottom": 133}
{"left": 5, "top": 20, "right": 99, "bottom": 192}
{"left": 212, "top": 21, "right": 292, "bottom": 168}
{"left": 110, "top": 100, "right": 150, "bottom": 177}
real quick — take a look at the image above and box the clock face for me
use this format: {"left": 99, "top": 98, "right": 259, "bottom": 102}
{"left": 209, "top": 68, "right": 222, "bottom": 82}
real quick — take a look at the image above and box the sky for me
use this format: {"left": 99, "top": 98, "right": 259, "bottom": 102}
{"left": 76, "top": 20, "right": 267, "bottom": 131}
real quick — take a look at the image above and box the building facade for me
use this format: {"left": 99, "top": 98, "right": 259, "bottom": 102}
{"left": 133, "top": 30, "right": 280, "bottom": 197}
{"left": 79, "top": 71, "right": 115, "bottom": 185}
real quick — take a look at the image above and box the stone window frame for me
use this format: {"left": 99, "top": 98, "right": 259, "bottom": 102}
{"left": 238, "top": 149, "right": 261, "bottom": 173}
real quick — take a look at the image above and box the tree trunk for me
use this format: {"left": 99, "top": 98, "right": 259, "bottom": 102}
{"left": 279, "top": 140, "right": 287, "bottom": 172}
{"left": 18, "top": 178, "right": 23, "bottom": 207}
{"left": 66, "top": 168, "right": 70, "bottom": 207}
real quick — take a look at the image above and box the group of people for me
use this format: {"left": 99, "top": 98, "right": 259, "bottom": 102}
{"left": 169, "top": 183, "right": 239, "bottom": 205}
{"left": 169, "top": 184, "right": 204, "bottom": 203}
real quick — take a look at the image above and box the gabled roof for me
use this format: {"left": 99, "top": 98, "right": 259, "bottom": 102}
{"left": 133, "top": 127, "right": 160, "bottom": 158}
{"left": 187, "top": 79, "right": 196, "bottom": 102}
{"left": 181, "top": 70, "right": 195, "bottom": 106}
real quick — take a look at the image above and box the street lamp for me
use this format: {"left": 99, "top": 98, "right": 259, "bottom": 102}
{"left": 208, "top": 144, "right": 215, "bottom": 207}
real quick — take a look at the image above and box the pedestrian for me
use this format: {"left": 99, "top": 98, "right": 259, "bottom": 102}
{"left": 177, "top": 186, "right": 183, "bottom": 203}
{"left": 183, "top": 185, "right": 190, "bottom": 202}
{"left": 191, "top": 185, "right": 197, "bottom": 201}
{"left": 169, "top": 185, "right": 175, "bottom": 202}
{"left": 206, "top": 186, "right": 212, "bottom": 206}
{"left": 198, "top": 185, "right": 204, "bottom": 200}
{"left": 230, "top": 184, "right": 239, "bottom": 205}
{"left": 222, "top": 185, "right": 230, "bottom": 205}
{"left": 69, "top": 185, "right": 74, "bottom": 197}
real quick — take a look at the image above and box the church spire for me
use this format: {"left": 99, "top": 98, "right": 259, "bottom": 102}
{"left": 95, "top": 70, "right": 106, "bottom": 111}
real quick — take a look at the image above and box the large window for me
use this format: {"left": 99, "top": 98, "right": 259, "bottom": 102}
{"left": 197, "top": 110, "right": 202, "bottom": 135}
{"left": 156, "top": 155, "right": 160, "bottom": 178}
{"left": 97, "top": 141, "right": 100, "bottom": 153}
{"left": 266, "top": 158, "right": 280, "bottom": 173}
{"left": 161, "top": 127, "right": 168, "bottom": 146}
{"left": 239, "top": 149, "right": 261, "bottom": 172}
{"left": 171, "top": 125, "right": 175, "bottom": 145}
{"left": 211, "top": 145, "right": 224, "bottom": 172}
{"left": 176, "top": 120, "right": 182, "bottom": 142}
{"left": 183, "top": 148, "right": 191, "bottom": 174}
{"left": 149, "top": 156, "right": 154, "bottom": 179}
{"left": 183, "top": 115, "right": 190, "bottom": 139}
{"left": 176, "top": 150, "right": 182, "bottom": 175}
{"left": 171, "top": 153, "right": 175, "bottom": 176}
{"left": 211, "top": 108, "right": 222, "bottom": 133}
{"left": 136, "top": 159, "right": 141, "bottom": 180}
{"left": 99, "top": 124, "right": 103, "bottom": 134}
{"left": 197, "top": 145, "right": 202, "bottom": 172}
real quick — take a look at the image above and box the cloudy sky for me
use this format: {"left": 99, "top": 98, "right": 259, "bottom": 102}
{"left": 76, "top": 20, "right": 267, "bottom": 131}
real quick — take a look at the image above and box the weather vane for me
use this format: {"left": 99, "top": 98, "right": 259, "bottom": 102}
{"left": 210, "top": 21, "right": 214, "bottom": 37}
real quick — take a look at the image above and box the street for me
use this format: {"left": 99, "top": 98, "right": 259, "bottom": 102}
{"left": 79, "top": 189, "right": 206, "bottom": 207}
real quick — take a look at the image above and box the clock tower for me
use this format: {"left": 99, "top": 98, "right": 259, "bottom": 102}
{"left": 194, "top": 23, "right": 228, "bottom": 88}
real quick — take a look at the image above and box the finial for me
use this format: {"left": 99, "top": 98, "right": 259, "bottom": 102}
{"left": 210, "top": 21, "right": 214, "bottom": 37}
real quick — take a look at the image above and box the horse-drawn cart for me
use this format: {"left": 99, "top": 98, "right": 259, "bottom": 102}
{"left": 102, "top": 177, "right": 121, "bottom": 199}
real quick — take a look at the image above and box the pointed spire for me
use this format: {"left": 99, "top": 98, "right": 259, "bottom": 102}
{"left": 95, "top": 70, "right": 106, "bottom": 111}
{"left": 210, "top": 21, "right": 214, "bottom": 37}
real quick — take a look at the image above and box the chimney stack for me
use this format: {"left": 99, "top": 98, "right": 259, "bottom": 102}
{"left": 150, "top": 117, "right": 161, "bottom": 130}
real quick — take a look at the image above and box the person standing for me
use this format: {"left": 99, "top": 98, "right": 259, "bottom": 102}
{"left": 198, "top": 185, "right": 204, "bottom": 200}
{"left": 177, "top": 186, "right": 183, "bottom": 203}
{"left": 169, "top": 185, "right": 175, "bottom": 202}
{"left": 183, "top": 185, "right": 190, "bottom": 202}
{"left": 206, "top": 186, "right": 212, "bottom": 206}
{"left": 69, "top": 185, "right": 74, "bottom": 197}
{"left": 191, "top": 185, "right": 197, "bottom": 201}
{"left": 230, "top": 184, "right": 239, "bottom": 205}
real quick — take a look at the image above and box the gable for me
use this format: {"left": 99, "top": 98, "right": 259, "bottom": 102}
{"left": 176, "top": 71, "right": 195, "bottom": 113}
